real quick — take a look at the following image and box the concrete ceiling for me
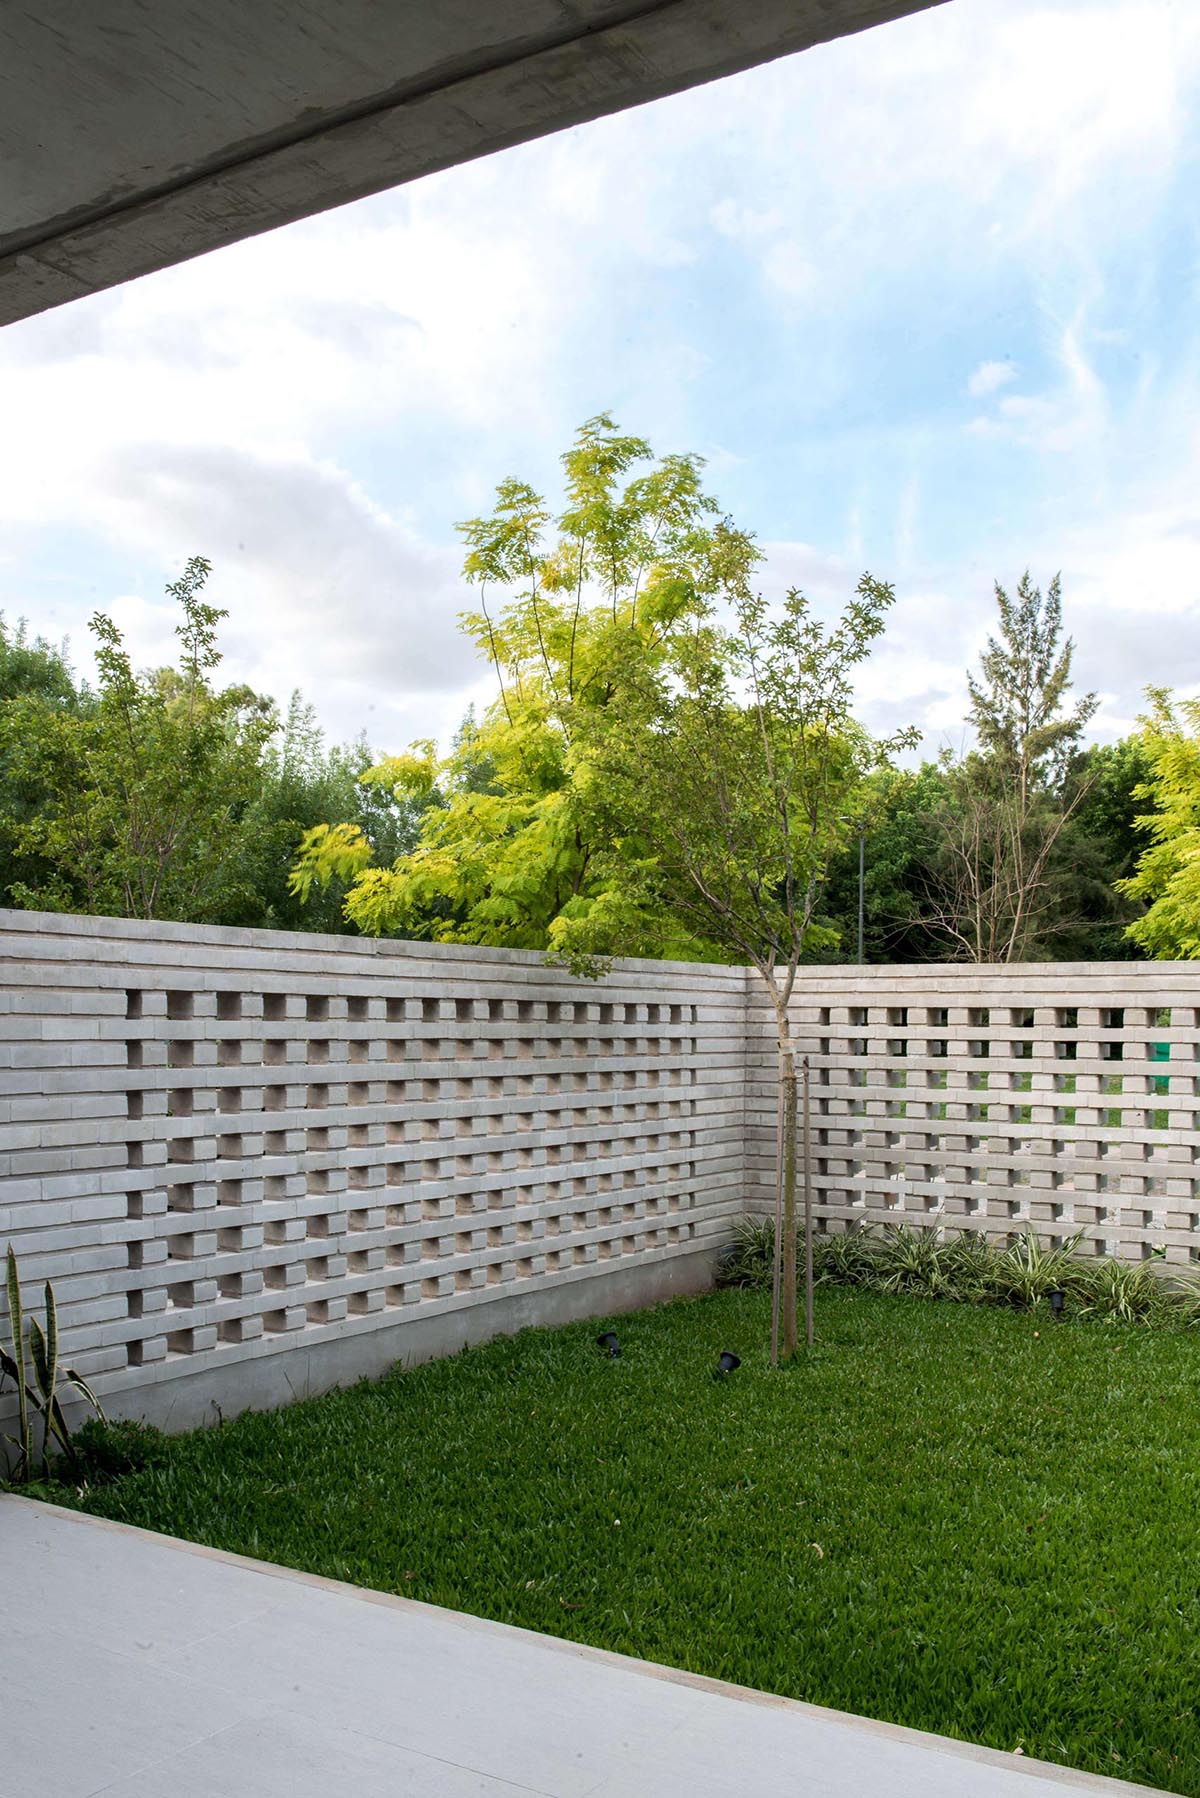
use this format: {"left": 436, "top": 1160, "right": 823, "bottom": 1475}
{"left": 0, "top": 0, "right": 946, "bottom": 327}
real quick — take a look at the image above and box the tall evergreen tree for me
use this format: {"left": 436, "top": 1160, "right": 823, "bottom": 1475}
{"left": 966, "top": 572, "right": 1097, "bottom": 800}
{"left": 926, "top": 573, "right": 1099, "bottom": 961}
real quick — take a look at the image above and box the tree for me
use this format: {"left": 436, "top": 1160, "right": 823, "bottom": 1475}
{"left": 294, "top": 417, "right": 910, "bottom": 1357}
{"left": 924, "top": 573, "right": 1097, "bottom": 961}
{"left": 1, "top": 558, "right": 277, "bottom": 921}
{"left": 814, "top": 741, "right": 1152, "bottom": 967}
{"left": 968, "top": 572, "right": 1097, "bottom": 798}
{"left": 817, "top": 762, "right": 951, "bottom": 964}
{"left": 571, "top": 578, "right": 911, "bottom": 1359}
{"left": 0, "top": 616, "right": 79, "bottom": 709}
{"left": 1048, "top": 736, "right": 1152, "bottom": 959}
{"left": 0, "top": 618, "right": 87, "bottom": 908}
{"left": 291, "top": 413, "right": 758, "bottom": 957}
{"left": 1117, "top": 692, "right": 1200, "bottom": 958}
{"left": 227, "top": 693, "right": 423, "bottom": 934}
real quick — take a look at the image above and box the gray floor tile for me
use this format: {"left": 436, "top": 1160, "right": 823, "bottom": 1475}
{"left": 155, "top": 1593, "right": 674, "bottom": 1798}
{"left": 4, "top": 1623, "right": 263, "bottom": 1798}
{"left": 3, "top": 1504, "right": 295, "bottom": 1658}
{"left": 583, "top": 1704, "right": 1081, "bottom": 1798}
{"left": 86, "top": 1712, "right": 551, "bottom": 1798}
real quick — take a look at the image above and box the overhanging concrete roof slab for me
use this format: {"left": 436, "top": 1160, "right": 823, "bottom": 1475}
{"left": 1, "top": 0, "right": 945, "bottom": 326}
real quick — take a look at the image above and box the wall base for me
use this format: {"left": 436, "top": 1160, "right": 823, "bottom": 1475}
{"left": 97, "top": 1248, "right": 719, "bottom": 1436}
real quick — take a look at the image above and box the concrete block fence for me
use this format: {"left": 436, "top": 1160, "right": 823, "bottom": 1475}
{"left": 0, "top": 911, "right": 747, "bottom": 1432}
{"left": 747, "top": 963, "right": 1200, "bottom": 1269}
{"left": 1, "top": 910, "right": 1197, "bottom": 1437}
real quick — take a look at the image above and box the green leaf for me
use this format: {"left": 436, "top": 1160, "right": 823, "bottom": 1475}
{"left": 4, "top": 1245, "right": 30, "bottom": 1477}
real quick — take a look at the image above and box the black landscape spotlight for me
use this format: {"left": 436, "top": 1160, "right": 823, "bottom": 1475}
{"left": 714, "top": 1350, "right": 741, "bottom": 1377}
{"left": 1048, "top": 1288, "right": 1066, "bottom": 1320}
{"left": 597, "top": 1330, "right": 620, "bottom": 1358}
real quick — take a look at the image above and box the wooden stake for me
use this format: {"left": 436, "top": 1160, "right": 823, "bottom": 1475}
{"left": 781, "top": 1047, "right": 798, "bottom": 1359}
{"left": 803, "top": 1054, "right": 814, "bottom": 1349}
{"left": 769, "top": 1075, "right": 784, "bottom": 1367}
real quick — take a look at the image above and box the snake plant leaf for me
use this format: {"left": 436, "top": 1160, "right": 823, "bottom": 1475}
{"left": 30, "top": 1288, "right": 62, "bottom": 1473}
{"left": 64, "top": 1368, "right": 106, "bottom": 1421}
{"left": 43, "top": 1281, "right": 59, "bottom": 1392}
{"left": 0, "top": 1345, "right": 41, "bottom": 1408}
{"left": 28, "top": 1317, "right": 51, "bottom": 1470}
{"left": 3, "top": 1251, "right": 105, "bottom": 1480}
{"left": 4, "top": 1245, "right": 30, "bottom": 1476}
{"left": 45, "top": 1392, "right": 75, "bottom": 1464}
{"left": 28, "top": 1315, "right": 50, "bottom": 1400}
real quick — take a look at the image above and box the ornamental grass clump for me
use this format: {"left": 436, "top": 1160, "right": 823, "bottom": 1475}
{"left": 720, "top": 1218, "right": 1198, "bottom": 1326}
{"left": 1070, "top": 1253, "right": 1176, "bottom": 1325}
{"left": 987, "top": 1230, "right": 1087, "bottom": 1310}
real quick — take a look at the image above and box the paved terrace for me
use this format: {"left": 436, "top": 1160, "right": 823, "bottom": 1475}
{"left": 3, "top": 1497, "right": 1161, "bottom": 1798}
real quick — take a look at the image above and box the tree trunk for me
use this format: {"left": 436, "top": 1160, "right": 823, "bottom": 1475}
{"left": 802, "top": 1054, "right": 814, "bottom": 1349}
{"left": 769, "top": 1078, "right": 785, "bottom": 1367}
{"left": 779, "top": 1042, "right": 798, "bottom": 1359}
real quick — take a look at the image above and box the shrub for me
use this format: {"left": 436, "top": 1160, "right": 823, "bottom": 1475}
{"left": 1071, "top": 1254, "right": 1174, "bottom": 1326}
{"left": 812, "top": 1225, "right": 882, "bottom": 1289}
{"left": 718, "top": 1216, "right": 777, "bottom": 1288}
{"left": 986, "top": 1231, "right": 1086, "bottom": 1309}
{"left": 70, "top": 1416, "right": 170, "bottom": 1484}
{"left": 719, "top": 1217, "right": 1200, "bottom": 1326}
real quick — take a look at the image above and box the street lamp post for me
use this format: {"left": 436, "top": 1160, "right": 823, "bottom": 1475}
{"left": 857, "top": 824, "right": 865, "bottom": 964}
{"left": 839, "top": 813, "right": 868, "bottom": 964}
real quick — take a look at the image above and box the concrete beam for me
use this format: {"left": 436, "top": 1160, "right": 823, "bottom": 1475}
{"left": 0, "top": 0, "right": 946, "bottom": 326}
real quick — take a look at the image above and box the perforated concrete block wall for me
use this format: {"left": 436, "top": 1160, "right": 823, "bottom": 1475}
{"left": 0, "top": 911, "right": 747, "bottom": 1429}
{"left": 746, "top": 964, "right": 1200, "bottom": 1268}
{"left": 5, "top": 913, "right": 1199, "bottom": 1437}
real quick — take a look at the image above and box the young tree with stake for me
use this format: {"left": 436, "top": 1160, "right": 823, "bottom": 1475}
{"left": 576, "top": 577, "right": 915, "bottom": 1358}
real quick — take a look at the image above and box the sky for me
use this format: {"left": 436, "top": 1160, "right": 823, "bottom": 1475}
{"left": 2, "top": 0, "right": 1199, "bottom": 762}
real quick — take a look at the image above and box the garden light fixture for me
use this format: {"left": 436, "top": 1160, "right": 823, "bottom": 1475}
{"left": 715, "top": 1350, "right": 741, "bottom": 1376}
{"left": 1049, "top": 1288, "right": 1065, "bottom": 1319}
{"left": 596, "top": 1330, "right": 620, "bottom": 1358}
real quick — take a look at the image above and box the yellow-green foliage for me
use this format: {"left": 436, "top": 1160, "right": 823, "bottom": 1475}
{"left": 1119, "top": 690, "right": 1200, "bottom": 958}
{"left": 290, "top": 415, "right": 760, "bottom": 957}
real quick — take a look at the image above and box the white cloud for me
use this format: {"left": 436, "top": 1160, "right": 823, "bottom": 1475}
{"left": 98, "top": 445, "right": 482, "bottom": 742}
{"left": 963, "top": 5, "right": 1187, "bottom": 216}
{"left": 759, "top": 539, "right": 857, "bottom": 605}
{"left": 966, "top": 311, "right": 1109, "bottom": 456}
{"left": 691, "top": 0, "right": 1200, "bottom": 322}
{"left": 967, "top": 360, "right": 1018, "bottom": 398}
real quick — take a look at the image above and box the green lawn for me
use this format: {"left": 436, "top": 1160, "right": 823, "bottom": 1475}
{"left": 68, "top": 1289, "right": 1200, "bottom": 1793}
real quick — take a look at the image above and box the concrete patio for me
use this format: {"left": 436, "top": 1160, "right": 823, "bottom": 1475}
{"left": 2, "top": 1496, "right": 1161, "bottom": 1798}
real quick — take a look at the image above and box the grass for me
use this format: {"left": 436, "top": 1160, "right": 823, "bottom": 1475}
{"left": 54, "top": 1287, "right": 1200, "bottom": 1794}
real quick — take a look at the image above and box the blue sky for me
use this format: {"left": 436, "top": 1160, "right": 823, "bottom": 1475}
{"left": 2, "top": 0, "right": 1198, "bottom": 757}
